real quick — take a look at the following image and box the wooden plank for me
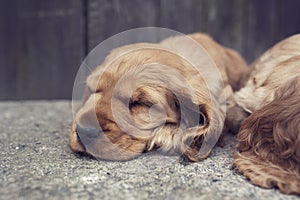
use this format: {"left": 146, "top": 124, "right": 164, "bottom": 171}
{"left": 1, "top": 0, "right": 300, "bottom": 100}
{"left": 203, "top": 0, "right": 246, "bottom": 57}
{"left": 160, "top": 0, "right": 208, "bottom": 34}
{"left": 0, "top": 0, "right": 18, "bottom": 99}
{"left": 0, "top": 0, "right": 85, "bottom": 100}
{"left": 87, "top": 0, "right": 160, "bottom": 51}
{"left": 243, "top": 0, "right": 278, "bottom": 63}
{"left": 160, "top": 0, "right": 247, "bottom": 61}
{"left": 277, "top": 0, "right": 300, "bottom": 40}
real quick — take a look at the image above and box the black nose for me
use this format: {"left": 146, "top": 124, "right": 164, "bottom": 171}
{"left": 76, "top": 124, "right": 100, "bottom": 146}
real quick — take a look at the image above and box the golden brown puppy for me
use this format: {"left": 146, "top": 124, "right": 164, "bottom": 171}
{"left": 230, "top": 34, "right": 300, "bottom": 194}
{"left": 69, "top": 33, "right": 248, "bottom": 163}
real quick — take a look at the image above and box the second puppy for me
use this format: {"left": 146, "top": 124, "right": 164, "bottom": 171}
{"left": 229, "top": 34, "right": 300, "bottom": 194}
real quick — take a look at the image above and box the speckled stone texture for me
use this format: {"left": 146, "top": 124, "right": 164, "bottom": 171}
{"left": 0, "top": 101, "right": 299, "bottom": 200}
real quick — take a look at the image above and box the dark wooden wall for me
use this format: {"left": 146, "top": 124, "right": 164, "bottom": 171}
{"left": 1, "top": 0, "right": 300, "bottom": 100}
{"left": 0, "top": 0, "right": 85, "bottom": 99}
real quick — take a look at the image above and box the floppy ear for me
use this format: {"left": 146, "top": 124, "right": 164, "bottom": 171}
{"left": 180, "top": 97, "right": 226, "bottom": 163}
{"left": 233, "top": 77, "right": 300, "bottom": 195}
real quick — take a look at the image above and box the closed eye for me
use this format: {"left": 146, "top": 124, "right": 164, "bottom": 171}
{"left": 95, "top": 88, "right": 102, "bottom": 93}
{"left": 129, "top": 99, "right": 154, "bottom": 109}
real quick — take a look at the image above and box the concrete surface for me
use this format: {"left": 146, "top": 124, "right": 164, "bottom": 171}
{"left": 0, "top": 101, "right": 299, "bottom": 200}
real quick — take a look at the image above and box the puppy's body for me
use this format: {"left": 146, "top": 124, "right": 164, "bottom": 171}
{"left": 70, "top": 33, "right": 248, "bottom": 162}
{"left": 231, "top": 34, "right": 300, "bottom": 194}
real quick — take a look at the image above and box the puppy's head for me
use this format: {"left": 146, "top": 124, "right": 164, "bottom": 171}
{"left": 70, "top": 47, "right": 224, "bottom": 161}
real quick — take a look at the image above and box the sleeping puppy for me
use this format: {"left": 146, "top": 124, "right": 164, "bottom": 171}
{"left": 229, "top": 34, "right": 300, "bottom": 194}
{"left": 69, "top": 33, "right": 248, "bottom": 163}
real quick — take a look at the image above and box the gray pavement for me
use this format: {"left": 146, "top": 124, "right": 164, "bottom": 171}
{"left": 0, "top": 101, "right": 299, "bottom": 200}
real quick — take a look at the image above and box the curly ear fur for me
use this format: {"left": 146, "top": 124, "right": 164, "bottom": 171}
{"left": 233, "top": 77, "right": 300, "bottom": 195}
{"left": 160, "top": 33, "right": 247, "bottom": 161}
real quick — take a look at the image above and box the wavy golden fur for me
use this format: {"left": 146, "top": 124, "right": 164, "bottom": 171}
{"left": 231, "top": 34, "right": 300, "bottom": 195}
{"left": 69, "top": 33, "right": 248, "bottom": 162}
